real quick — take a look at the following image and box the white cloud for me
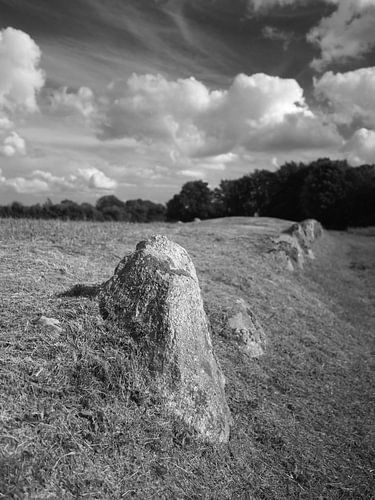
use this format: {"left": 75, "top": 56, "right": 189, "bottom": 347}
{"left": 0, "top": 166, "right": 117, "bottom": 194}
{"left": 98, "top": 74, "right": 216, "bottom": 147}
{"left": 0, "top": 131, "right": 26, "bottom": 157}
{"left": 80, "top": 167, "right": 118, "bottom": 190}
{"left": 344, "top": 128, "right": 375, "bottom": 165}
{"left": 249, "top": 0, "right": 375, "bottom": 70}
{"left": 244, "top": 112, "right": 342, "bottom": 151}
{"left": 180, "top": 169, "right": 205, "bottom": 178}
{"left": 314, "top": 66, "right": 375, "bottom": 128}
{"left": 198, "top": 152, "right": 237, "bottom": 170}
{"left": 0, "top": 115, "right": 13, "bottom": 131}
{"left": 98, "top": 72, "right": 337, "bottom": 159}
{"left": 5, "top": 176, "right": 50, "bottom": 193}
{"left": 0, "top": 27, "right": 45, "bottom": 161}
{"left": 308, "top": 0, "right": 375, "bottom": 71}
{"left": 0, "top": 114, "right": 25, "bottom": 157}
{"left": 0, "top": 27, "right": 45, "bottom": 112}
{"left": 49, "top": 86, "right": 96, "bottom": 118}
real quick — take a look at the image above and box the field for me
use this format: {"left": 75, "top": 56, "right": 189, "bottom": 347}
{"left": 1, "top": 217, "right": 374, "bottom": 499}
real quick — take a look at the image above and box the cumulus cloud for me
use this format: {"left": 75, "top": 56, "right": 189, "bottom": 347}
{"left": 49, "top": 86, "right": 96, "bottom": 118}
{"left": 0, "top": 115, "right": 13, "bottom": 131}
{"left": 0, "top": 27, "right": 45, "bottom": 112}
{"left": 308, "top": 0, "right": 375, "bottom": 71}
{"left": 78, "top": 166, "right": 118, "bottom": 190}
{"left": 314, "top": 66, "right": 375, "bottom": 128}
{"left": 0, "top": 27, "right": 45, "bottom": 159}
{"left": 98, "top": 72, "right": 338, "bottom": 159}
{"left": 0, "top": 166, "right": 117, "bottom": 194}
{"left": 0, "top": 131, "right": 26, "bottom": 157}
{"left": 249, "top": 0, "right": 375, "bottom": 70}
{"left": 244, "top": 112, "right": 342, "bottom": 151}
{"left": 98, "top": 74, "right": 216, "bottom": 145}
{"left": 5, "top": 176, "right": 50, "bottom": 193}
{"left": 344, "top": 128, "right": 375, "bottom": 165}
{"left": 0, "top": 112, "right": 27, "bottom": 157}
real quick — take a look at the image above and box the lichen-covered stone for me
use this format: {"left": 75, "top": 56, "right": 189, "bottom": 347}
{"left": 283, "top": 219, "right": 323, "bottom": 252}
{"left": 271, "top": 219, "right": 323, "bottom": 270}
{"left": 225, "top": 298, "right": 266, "bottom": 358}
{"left": 99, "top": 234, "right": 231, "bottom": 443}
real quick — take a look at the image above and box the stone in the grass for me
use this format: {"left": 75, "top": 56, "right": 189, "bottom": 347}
{"left": 36, "top": 316, "right": 62, "bottom": 333}
{"left": 273, "top": 219, "right": 323, "bottom": 270}
{"left": 99, "top": 234, "right": 231, "bottom": 443}
{"left": 225, "top": 298, "right": 266, "bottom": 358}
{"left": 283, "top": 219, "right": 323, "bottom": 252}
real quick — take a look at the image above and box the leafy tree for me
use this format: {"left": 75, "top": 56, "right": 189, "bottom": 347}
{"left": 300, "top": 159, "right": 350, "bottom": 228}
{"left": 80, "top": 202, "right": 104, "bottom": 221}
{"left": 218, "top": 170, "right": 278, "bottom": 217}
{"left": 345, "top": 164, "right": 375, "bottom": 227}
{"left": 268, "top": 162, "right": 309, "bottom": 221}
{"left": 218, "top": 178, "right": 245, "bottom": 216}
{"left": 125, "top": 199, "right": 166, "bottom": 222}
{"left": 96, "top": 195, "right": 126, "bottom": 212}
{"left": 10, "top": 201, "right": 25, "bottom": 218}
{"left": 1, "top": 159, "right": 374, "bottom": 228}
{"left": 166, "top": 181, "right": 215, "bottom": 221}
{"left": 101, "top": 205, "right": 126, "bottom": 221}
{"left": 242, "top": 170, "right": 278, "bottom": 216}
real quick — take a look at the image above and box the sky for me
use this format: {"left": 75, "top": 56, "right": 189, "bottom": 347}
{"left": 0, "top": 0, "right": 375, "bottom": 205}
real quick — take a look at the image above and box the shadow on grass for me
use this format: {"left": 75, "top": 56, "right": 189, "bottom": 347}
{"left": 57, "top": 283, "right": 102, "bottom": 299}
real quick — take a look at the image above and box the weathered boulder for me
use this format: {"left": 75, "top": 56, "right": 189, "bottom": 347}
{"left": 271, "top": 219, "right": 323, "bottom": 270}
{"left": 35, "top": 315, "right": 63, "bottom": 333}
{"left": 99, "top": 234, "right": 231, "bottom": 443}
{"left": 283, "top": 219, "right": 323, "bottom": 252}
{"left": 224, "top": 298, "right": 266, "bottom": 358}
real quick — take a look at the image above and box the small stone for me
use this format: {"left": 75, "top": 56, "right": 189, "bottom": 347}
{"left": 224, "top": 298, "right": 266, "bottom": 358}
{"left": 37, "top": 316, "right": 62, "bottom": 333}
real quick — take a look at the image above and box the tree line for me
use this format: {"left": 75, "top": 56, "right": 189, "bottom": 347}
{"left": 1, "top": 158, "right": 374, "bottom": 229}
{"left": 0, "top": 196, "right": 166, "bottom": 223}
{"left": 167, "top": 158, "right": 375, "bottom": 229}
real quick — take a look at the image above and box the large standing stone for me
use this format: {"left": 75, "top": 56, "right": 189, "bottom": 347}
{"left": 99, "top": 235, "right": 231, "bottom": 443}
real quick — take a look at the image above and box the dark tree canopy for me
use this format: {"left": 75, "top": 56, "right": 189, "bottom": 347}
{"left": 300, "top": 159, "right": 350, "bottom": 228}
{"left": 166, "top": 180, "right": 215, "bottom": 222}
{"left": 1, "top": 158, "right": 374, "bottom": 228}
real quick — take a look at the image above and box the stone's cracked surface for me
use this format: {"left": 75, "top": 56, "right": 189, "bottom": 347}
{"left": 99, "top": 234, "right": 231, "bottom": 443}
{"left": 271, "top": 219, "right": 323, "bottom": 270}
{"left": 283, "top": 219, "right": 323, "bottom": 252}
{"left": 225, "top": 298, "right": 266, "bottom": 358}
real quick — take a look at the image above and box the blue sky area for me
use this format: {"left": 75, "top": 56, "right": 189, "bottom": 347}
{"left": 0, "top": 0, "right": 375, "bottom": 204}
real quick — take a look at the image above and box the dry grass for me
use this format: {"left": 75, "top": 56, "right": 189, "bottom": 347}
{"left": 0, "top": 217, "right": 374, "bottom": 499}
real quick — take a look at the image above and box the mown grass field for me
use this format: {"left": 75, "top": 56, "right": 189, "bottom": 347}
{"left": 1, "top": 217, "right": 374, "bottom": 499}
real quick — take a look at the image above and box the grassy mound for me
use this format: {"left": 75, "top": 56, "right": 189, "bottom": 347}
{"left": 1, "top": 218, "right": 374, "bottom": 499}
